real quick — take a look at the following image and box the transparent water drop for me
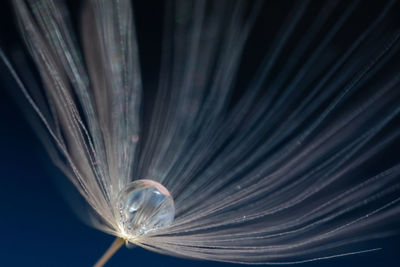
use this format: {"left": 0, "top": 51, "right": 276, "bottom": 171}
{"left": 117, "top": 179, "right": 175, "bottom": 237}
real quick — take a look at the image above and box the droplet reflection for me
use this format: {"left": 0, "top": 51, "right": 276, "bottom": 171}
{"left": 117, "top": 179, "right": 175, "bottom": 237}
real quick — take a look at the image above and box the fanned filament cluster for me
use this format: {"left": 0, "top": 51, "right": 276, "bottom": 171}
{"left": 2, "top": 0, "right": 400, "bottom": 265}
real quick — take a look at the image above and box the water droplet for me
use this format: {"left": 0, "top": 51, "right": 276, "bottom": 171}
{"left": 117, "top": 179, "right": 175, "bottom": 237}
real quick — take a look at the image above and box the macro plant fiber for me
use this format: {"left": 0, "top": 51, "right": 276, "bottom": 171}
{"left": 1, "top": 0, "right": 400, "bottom": 265}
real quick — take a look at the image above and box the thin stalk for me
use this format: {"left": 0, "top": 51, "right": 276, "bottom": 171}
{"left": 94, "top": 237, "right": 125, "bottom": 267}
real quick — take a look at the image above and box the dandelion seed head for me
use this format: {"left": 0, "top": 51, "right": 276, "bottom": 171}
{"left": 2, "top": 0, "right": 400, "bottom": 265}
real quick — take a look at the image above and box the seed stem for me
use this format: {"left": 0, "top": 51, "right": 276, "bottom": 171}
{"left": 94, "top": 237, "right": 125, "bottom": 267}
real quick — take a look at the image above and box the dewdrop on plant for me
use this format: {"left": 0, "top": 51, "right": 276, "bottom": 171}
{"left": 117, "top": 180, "right": 175, "bottom": 237}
